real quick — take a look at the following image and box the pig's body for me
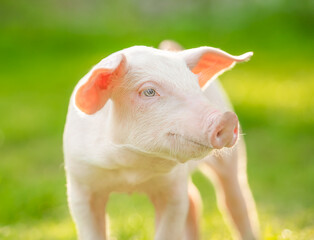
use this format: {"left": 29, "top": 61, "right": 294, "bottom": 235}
{"left": 64, "top": 45, "right": 259, "bottom": 240}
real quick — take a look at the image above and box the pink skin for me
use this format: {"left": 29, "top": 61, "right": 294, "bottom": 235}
{"left": 112, "top": 77, "right": 240, "bottom": 162}
{"left": 167, "top": 109, "right": 239, "bottom": 151}
{"left": 165, "top": 90, "right": 240, "bottom": 153}
{"left": 127, "top": 83, "right": 239, "bottom": 160}
{"left": 65, "top": 45, "right": 259, "bottom": 240}
{"left": 159, "top": 93, "right": 240, "bottom": 157}
{"left": 136, "top": 83, "right": 239, "bottom": 160}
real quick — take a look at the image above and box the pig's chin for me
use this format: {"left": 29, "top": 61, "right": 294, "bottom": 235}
{"left": 167, "top": 132, "right": 212, "bottom": 163}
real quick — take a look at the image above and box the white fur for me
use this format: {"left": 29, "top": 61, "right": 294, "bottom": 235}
{"left": 63, "top": 45, "right": 259, "bottom": 240}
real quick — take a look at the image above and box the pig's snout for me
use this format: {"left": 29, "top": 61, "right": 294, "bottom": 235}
{"left": 210, "top": 111, "right": 239, "bottom": 149}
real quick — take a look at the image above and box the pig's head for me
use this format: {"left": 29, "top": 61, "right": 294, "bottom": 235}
{"left": 74, "top": 46, "right": 252, "bottom": 162}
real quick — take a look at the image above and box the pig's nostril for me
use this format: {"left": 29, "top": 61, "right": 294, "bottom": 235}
{"left": 216, "top": 129, "right": 223, "bottom": 138}
{"left": 210, "top": 128, "right": 225, "bottom": 149}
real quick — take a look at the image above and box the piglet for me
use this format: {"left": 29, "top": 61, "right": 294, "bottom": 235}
{"left": 63, "top": 41, "right": 260, "bottom": 240}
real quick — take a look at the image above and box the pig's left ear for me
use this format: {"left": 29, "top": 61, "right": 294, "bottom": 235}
{"left": 178, "top": 47, "right": 253, "bottom": 88}
{"left": 75, "top": 53, "right": 127, "bottom": 115}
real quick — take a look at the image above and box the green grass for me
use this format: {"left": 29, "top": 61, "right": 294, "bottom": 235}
{"left": 0, "top": 1, "right": 314, "bottom": 239}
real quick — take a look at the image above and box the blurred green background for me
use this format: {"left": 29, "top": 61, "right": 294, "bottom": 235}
{"left": 0, "top": 0, "right": 313, "bottom": 239}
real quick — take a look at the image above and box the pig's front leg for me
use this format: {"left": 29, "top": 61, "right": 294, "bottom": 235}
{"left": 201, "top": 139, "right": 260, "bottom": 240}
{"left": 67, "top": 175, "right": 108, "bottom": 240}
{"left": 149, "top": 169, "right": 190, "bottom": 240}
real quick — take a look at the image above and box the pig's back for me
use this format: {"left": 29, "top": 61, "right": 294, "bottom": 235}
{"left": 202, "top": 79, "right": 234, "bottom": 112}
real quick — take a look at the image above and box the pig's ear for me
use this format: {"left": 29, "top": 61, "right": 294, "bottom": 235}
{"left": 75, "top": 54, "right": 127, "bottom": 115}
{"left": 179, "top": 47, "right": 253, "bottom": 88}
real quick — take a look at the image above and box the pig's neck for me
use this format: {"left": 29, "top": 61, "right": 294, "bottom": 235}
{"left": 85, "top": 142, "right": 180, "bottom": 188}
{"left": 88, "top": 141, "right": 179, "bottom": 174}
{"left": 111, "top": 143, "right": 178, "bottom": 172}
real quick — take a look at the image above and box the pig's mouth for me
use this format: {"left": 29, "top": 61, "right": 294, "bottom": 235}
{"left": 167, "top": 132, "right": 212, "bottom": 149}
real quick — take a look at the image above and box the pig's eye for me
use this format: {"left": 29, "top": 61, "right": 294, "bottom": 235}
{"left": 142, "top": 88, "right": 156, "bottom": 97}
